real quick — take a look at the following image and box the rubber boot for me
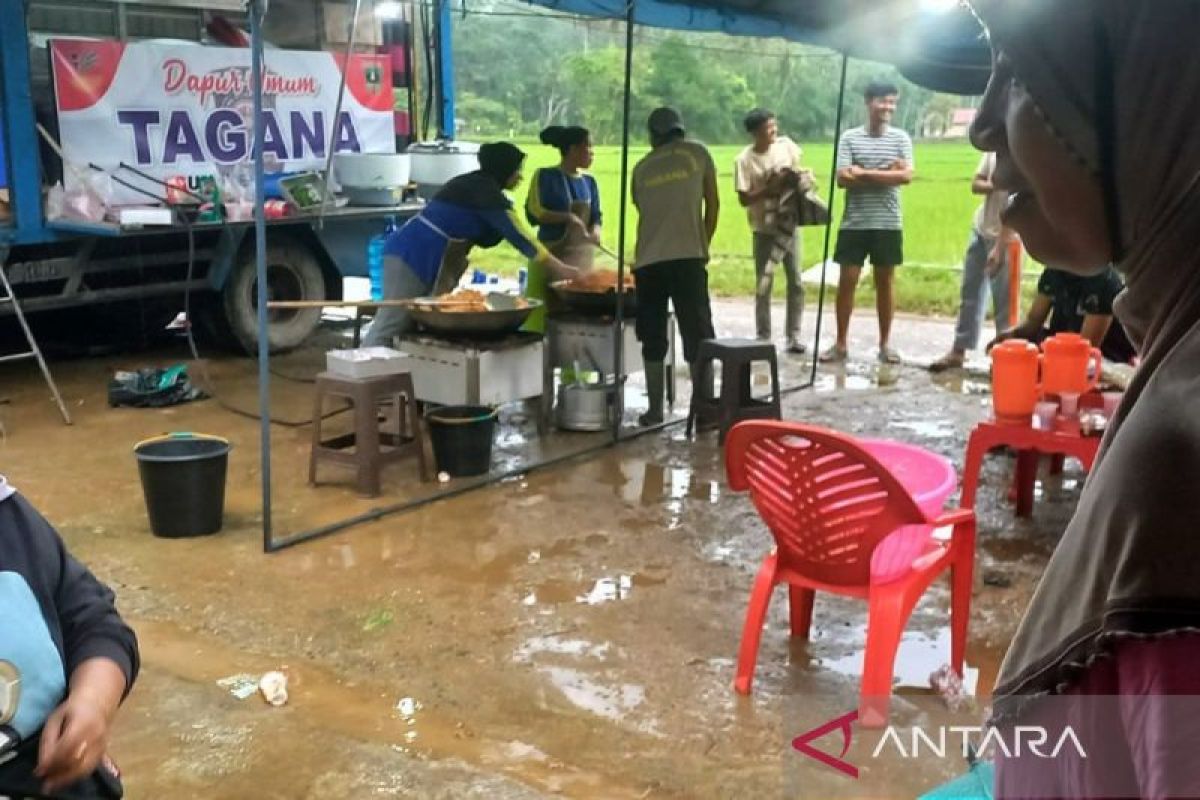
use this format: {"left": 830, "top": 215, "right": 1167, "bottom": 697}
{"left": 639, "top": 361, "right": 665, "bottom": 426}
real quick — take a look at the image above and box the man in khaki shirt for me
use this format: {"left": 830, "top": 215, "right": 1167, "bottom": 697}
{"left": 632, "top": 107, "right": 719, "bottom": 425}
{"left": 735, "top": 108, "right": 806, "bottom": 353}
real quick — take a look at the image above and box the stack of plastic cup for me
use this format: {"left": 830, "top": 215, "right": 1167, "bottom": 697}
{"left": 1059, "top": 392, "right": 1080, "bottom": 416}
{"left": 1035, "top": 401, "right": 1058, "bottom": 431}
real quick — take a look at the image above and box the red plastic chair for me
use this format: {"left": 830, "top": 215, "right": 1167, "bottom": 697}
{"left": 725, "top": 420, "right": 976, "bottom": 727}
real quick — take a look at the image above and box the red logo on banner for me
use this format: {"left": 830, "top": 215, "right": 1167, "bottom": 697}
{"left": 51, "top": 40, "right": 126, "bottom": 112}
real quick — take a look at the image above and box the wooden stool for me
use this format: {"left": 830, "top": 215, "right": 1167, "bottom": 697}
{"left": 309, "top": 371, "right": 427, "bottom": 496}
{"left": 687, "top": 338, "right": 782, "bottom": 442}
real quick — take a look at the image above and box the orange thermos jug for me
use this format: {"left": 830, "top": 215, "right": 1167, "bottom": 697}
{"left": 991, "top": 339, "right": 1041, "bottom": 424}
{"left": 1041, "top": 332, "right": 1101, "bottom": 397}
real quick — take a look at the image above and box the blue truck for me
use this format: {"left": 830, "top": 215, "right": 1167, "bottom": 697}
{"left": 0, "top": 0, "right": 456, "bottom": 352}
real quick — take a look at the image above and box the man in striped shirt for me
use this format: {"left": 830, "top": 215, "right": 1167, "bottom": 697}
{"left": 821, "top": 81, "right": 914, "bottom": 364}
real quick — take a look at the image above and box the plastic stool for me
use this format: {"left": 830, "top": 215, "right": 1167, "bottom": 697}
{"left": 687, "top": 338, "right": 782, "bottom": 442}
{"left": 309, "top": 371, "right": 427, "bottom": 496}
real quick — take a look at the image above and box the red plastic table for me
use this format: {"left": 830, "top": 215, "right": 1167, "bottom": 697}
{"left": 961, "top": 418, "right": 1101, "bottom": 517}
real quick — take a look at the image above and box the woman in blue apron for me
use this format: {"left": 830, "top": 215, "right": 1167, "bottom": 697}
{"left": 364, "top": 142, "right": 577, "bottom": 347}
{"left": 522, "top": 126, "right": 603, "bottom": 333}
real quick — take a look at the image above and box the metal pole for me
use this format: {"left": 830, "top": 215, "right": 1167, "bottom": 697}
{"left": 0, "top": 0, "right": 45, "bottom": 239}
{"left": 611, "top": 0, "right": 634, "bottom": 442}
{"left": 435, "top": 0, "right": 457, "bottom": 139}
{"left": 318, "top": 0, "right": 363, "bottom": 228}
{"left": 251, "top": 0, "right": 273, "bottom": 552}
{"left": 808, "top": 52, "right": 849, "bottom": 386}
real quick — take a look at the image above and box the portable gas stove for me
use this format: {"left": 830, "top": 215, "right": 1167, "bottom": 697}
{"left": 398, "top": 331, "right": 545, "bottom": 406}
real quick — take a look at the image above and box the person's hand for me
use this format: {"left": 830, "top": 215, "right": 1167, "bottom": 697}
{"left": 848, "top": 165, "right": 867, "bottom": 179}
{"left": 985, "top": 240, "right": 1005, "bottom": 277}
{"left": 888, "top": 159, "right": 909, "bottom": 171}
{"left": 985, "top": 326, "right": 1021, "bottom": 353}
{"left": 37, "top": 691, "right": 114, "bottom": 792}
{"left": 566, "top": 214, "right": 588, "bottom": 233}
{"left": 547, "top": 255, "right": 579, "bottom": 282}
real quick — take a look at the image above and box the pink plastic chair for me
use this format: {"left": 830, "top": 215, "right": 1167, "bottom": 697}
{"left": 725, "top": 420, "right": 976, "bottom": 727}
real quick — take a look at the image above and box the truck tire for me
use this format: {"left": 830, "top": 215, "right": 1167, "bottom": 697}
{"left": 222, "top": 239, "right": 327, "bottom": 353}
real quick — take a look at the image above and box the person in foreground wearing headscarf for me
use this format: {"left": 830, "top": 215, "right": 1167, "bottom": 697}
{"left": 364, "top": 142, "right": 578, "bottom": 347}
{"left": 970, "top": 1, "right": 1200, "bottom": 796}
{"left": 0, "top": 475, "right": 139, "bottom": 798}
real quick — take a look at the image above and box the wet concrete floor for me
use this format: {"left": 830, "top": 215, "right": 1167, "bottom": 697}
{"left": 0, "top": 301, "right": 1087, "bottom": 798}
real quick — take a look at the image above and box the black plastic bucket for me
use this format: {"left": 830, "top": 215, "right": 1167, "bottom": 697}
{"left": 134, "top": 433, "right": 231, "bottom": 538}
{"left": 425, "top": 405, "right": 498, "bottom": 477}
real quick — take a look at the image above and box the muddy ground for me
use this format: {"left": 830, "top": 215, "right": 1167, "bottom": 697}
{"left": 0, "top": 300, "right": 1085, "bottom": 798}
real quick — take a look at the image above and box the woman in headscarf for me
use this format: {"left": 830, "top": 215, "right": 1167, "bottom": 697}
{"left": 364, "top": 142, "right": 577, "bottom": 346}
{"left": 523, "top": 125, "right": 603, "bottom": 333}
{"left": 969, "top": 1, "right": 1200, "bottom": 795}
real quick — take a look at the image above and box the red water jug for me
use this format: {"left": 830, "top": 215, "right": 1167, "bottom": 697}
{"left": 1042, "top": 332, "right": 1101, "bottom": 396}
{"left": 991, "top": 339, "right": 1040, "bottom": 425}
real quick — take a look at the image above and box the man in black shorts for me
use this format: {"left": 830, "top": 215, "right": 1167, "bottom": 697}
{"left": 822, "top": 81, "right": 914, "bottom": 364}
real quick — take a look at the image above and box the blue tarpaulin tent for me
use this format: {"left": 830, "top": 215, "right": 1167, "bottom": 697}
{"left": 521, "top": 0, "right": 992, "bottom": 94}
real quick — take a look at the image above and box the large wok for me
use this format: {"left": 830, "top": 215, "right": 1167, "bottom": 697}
{"left": 408, "top": 293, "right": 540, "bottom": 335}
{"left": 550, "top": 279, "right": 638, "bottom": 315}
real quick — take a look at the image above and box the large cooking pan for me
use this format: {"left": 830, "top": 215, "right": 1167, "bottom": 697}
{"left": 550, "top": 280, "right": 638, "bottom": 315}
{"left": 408, "top": 293, "right": 540, "bottom": 335}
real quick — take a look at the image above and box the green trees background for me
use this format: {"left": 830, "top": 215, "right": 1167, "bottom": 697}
{"left": 450, "top": 2, "right": 969, "bottom": 145}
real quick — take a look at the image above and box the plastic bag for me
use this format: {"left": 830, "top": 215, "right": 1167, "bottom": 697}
{"left": 108, "top": 365, "right": 208, "bottom": 408}
{"left": 51, "top": 169, "right": 111, "bottom": 222}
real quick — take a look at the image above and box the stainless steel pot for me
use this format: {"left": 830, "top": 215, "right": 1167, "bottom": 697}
{"left": 556, "top": 382, "right": 616, "bottom": 432}
{"left": 407, "top": 140, "right": 480, "bottom": 197}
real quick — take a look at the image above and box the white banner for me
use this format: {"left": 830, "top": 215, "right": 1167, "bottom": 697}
{"left": 51, "top": 40, "right": 395, "bottom": 205}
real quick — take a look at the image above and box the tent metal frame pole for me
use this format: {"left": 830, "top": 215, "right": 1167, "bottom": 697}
{"left": 251, "top": 0, "right": 274, "bottom": 553}
{"left": 808, "top": 51, "right": 849, "bottom": 386}
{"left": 611, "top": 0, "right": 635, "bottom": 443}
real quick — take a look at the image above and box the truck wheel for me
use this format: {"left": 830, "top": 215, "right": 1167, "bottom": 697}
{"left": 223, "top": 240, "right": 327, "bottom": 353}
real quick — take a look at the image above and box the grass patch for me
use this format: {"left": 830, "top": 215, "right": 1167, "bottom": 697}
{"left": 481, "top": 138, "right": 1039, "bottom": 317}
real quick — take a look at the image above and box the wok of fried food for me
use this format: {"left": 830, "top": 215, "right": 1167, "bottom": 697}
{"left": 418, "top": 288, "right": 529, "bottom": 313}
{"left": 560, "top": 270, "right": 635, "bottom": 293}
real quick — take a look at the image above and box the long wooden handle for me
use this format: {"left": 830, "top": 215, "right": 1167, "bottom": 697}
{"left": 266, "top": 299, "right": 479, "bottom": 309}
{"left": 266, "top": 300, "right": 414, "bottom": 309}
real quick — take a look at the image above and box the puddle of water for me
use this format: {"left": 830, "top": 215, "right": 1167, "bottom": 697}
{"left": 889, "top": 418, "right": 957, "bottom": 440}
{"left": 515, "top": 635, "right": 612, "bottom": 661}
{"left": 614, "top": 460, "right": 721, "bottom": 509}
{"left": 814, "top": 372, "right": 874, "bottom": 391}
{"left": 538, "top": 667, "right": 646, "bottom": 724}
{"left": 577, "top": 575, "right": 633, "bottom": 605}
{"left": 813, "top": 627, "right": 989, "bottom": 694}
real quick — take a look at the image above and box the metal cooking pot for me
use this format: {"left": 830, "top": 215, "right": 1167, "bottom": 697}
{"left": 334, "top": 153, "right": 411, "bottom": 189}
{"left": 556, "top": 382, "right": 615, "bottom": 432}
{"left": 406, "top": 140, "right": 480, "bottom": 197}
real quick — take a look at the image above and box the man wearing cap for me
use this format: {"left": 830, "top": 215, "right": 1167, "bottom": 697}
{"left": 631, "top": 107, "right": 720, "bottom": 426}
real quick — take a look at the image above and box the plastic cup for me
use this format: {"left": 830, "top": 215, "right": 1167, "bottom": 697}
{"left": 1035, "top": 401, "right": 1058, "bottom": 431}
{"left": 1059, "top": 392, "right": 1080, "bottom": 416}
{"left": 1102, "top": 391, "right": 1123, "bottom": 417}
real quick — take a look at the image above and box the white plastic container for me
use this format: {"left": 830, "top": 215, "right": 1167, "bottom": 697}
{"left": 326, "top": 347, "right": 410, "bottom": 379}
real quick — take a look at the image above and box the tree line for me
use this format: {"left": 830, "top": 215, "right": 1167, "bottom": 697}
{"left": 450, "top": 1, "right": 971, "bottom": 145}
